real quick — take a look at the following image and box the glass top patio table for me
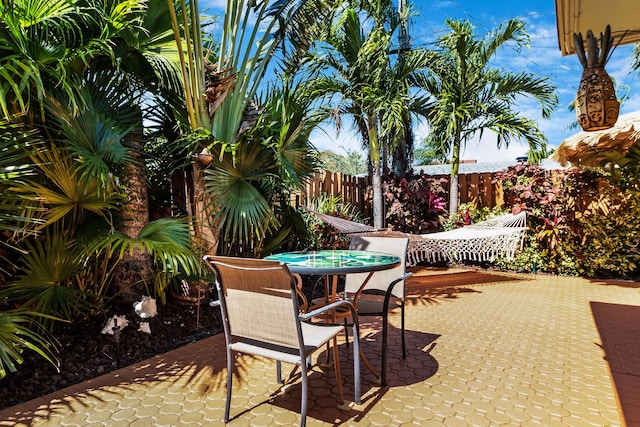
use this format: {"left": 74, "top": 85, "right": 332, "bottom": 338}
{"left": 266, "top": 249, "right": 400, "bottom": 382}
{"left": 264, "top": 250, "right": 400, "bottom": 276}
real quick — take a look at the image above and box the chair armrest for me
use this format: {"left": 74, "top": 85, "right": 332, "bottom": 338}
{"left": 292, "top": 273, "right": 309, "bottom": 313}
{"left": 382, "top": 272, "right": 414, "bottom": 309}
{"left": 388, "top": 272, "right": 413, "bottom": 294}
{"left": 300, "top": 299, "right": 359, "bottom": 324}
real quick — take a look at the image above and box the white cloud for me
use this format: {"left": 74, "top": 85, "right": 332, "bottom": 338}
{"left": 310, "top": 126, "right": 364, "bottom": 155}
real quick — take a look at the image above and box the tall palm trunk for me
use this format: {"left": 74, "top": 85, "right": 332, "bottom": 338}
{"left": 368, "top": 114, "right": 384, "bottom": 229}
{"left": 113, "top": 124, "right": 152, "bottom": 300}
{"left": 371, "top": 161, "right": 384, "bottom": 229}
{"left": 392, "top": 111, "right": 414, "bottom": 175}
{"left": 449, "top": 137, "right": 461, "bottom": 217}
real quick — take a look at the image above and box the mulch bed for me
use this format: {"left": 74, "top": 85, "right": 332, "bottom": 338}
{"left": 0, "top": 295, "right": 223, "bottom": 411}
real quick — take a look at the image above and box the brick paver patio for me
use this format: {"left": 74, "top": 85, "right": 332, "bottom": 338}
{"left": 1, "top": 267, "right": 639, "bottom": 426}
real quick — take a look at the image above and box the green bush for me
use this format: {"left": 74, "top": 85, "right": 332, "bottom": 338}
{"left": 577, "top": 187, "right": 640, "bottom": 278}
{"left": 495, "top": 163, "right": 640, "bottom": 278}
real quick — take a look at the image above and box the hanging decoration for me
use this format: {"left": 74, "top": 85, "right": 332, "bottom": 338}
{"left": 573, "top": 25, "right": 619, "bottom": 132}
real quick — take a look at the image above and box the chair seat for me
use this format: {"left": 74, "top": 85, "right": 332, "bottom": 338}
{"left": 230, "top": 322, "right": 345, "bottom": 365}
{"left": 301, "top": 322, "right": 346, "bottom": 350}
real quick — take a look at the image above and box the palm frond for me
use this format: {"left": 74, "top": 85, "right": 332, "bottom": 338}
{"left": 4, "top": 230, "right": 91, "bottom": 323}
{"left": 11, "top": 146, "right": 119, "bottom": 230}
{"left": 0, "top": 308, "right": 60, "bottom": 379}
{"left": 205, "top": 140, "right": 278, "bottom": 243}
{"left": 103, "top": 217, "right": 202, "bottom": 278}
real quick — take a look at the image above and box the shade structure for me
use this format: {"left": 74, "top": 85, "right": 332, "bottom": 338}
{"left": 555, "top": 0, "right": 640, "bottom": 56}
{"left": 553, "top": 111, "right": 640, "bottom": 167}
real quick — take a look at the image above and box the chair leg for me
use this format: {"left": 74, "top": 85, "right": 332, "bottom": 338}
{"left": 276, "top": 360, "right": 282, "bottom": 383}
{"left": 352, "top": 323, "right": 361, "bottom": 404}
{"left": 343, "top": 318, "right": 350, "bottom": 347}
{"left": 332, "top": 337, "right": 345, "bottom": 404}
{"left": 224, "top": 349, "right": 233, "bottom": 422}
{"left": 300, "top": 357, "right": 308, "bottom": 427}
{"left": 381, "top": 311, "right": 389, "bottom": 387}
{"left": 401, "top": 303, "right": 406, "bottom": 359}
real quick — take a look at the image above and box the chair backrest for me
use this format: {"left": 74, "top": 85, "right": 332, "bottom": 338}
{"left": 346, "top": 236, "right": 409, "bottom": 299}
{"left": 206, "top": 256, "right": 302, "bottom": 349}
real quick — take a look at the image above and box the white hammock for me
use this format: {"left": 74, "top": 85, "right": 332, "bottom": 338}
{"left": 308, "top": 209, "right": 527, "bottom": 266}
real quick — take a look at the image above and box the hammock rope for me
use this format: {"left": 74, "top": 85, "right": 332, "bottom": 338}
{"left": 307, "top": 209, "right": 527, "bottom": 266}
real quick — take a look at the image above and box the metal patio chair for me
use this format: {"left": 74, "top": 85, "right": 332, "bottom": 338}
{"left": 204, "top": 255, "right": 361, "bottom": 427}
{"left": 344, "top": 236, "right": 412, "bottom": 386}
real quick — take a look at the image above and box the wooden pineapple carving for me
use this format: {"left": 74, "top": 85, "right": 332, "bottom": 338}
{"left": 573, "top": 25, "right": 619, "bottom": 131}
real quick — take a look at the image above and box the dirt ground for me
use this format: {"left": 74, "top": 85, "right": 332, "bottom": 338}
{"left": 0, "top": 295, "right": 222, "bottom": 411}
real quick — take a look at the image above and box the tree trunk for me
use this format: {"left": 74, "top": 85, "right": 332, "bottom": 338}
{"left": 372, "top": 160, "right": 384, "bottom": 229}
{"left": 449, "top": 173, "right": 459, "bottom": 218}
{"left": 367, "top": 114, "right": 384, "bottom": 229}
{"left": 392, "top": 111, "right": 413, "bottom": 176}
{"left": 112, "top": 124, "right": 152, "bottom": 301}
{"left": 192, "top": 162, "right": 220, "bottom": 257}
{"left": 449, "top": 138, "right": 461, "bottom": 217}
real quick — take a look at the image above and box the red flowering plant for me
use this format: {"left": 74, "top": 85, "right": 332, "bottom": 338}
{"left": 493, "top": 164, "right": 603, "bottom": 275}
{"left": 383, "top": 171, "right": 448, "bottom": 234}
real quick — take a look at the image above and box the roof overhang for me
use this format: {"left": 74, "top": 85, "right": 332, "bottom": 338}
{"left": 555, "top": 0, "right": 640, "bottom": 56}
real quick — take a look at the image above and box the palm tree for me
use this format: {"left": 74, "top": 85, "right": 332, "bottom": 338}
{"left": 98, "top": 0, "right": 185, "bottom": 296}
{"left": 421, "top": 18, "right": 558, "bottom": 216}
{"left": 306, "top": 0, "right": 431, "bottom": 228}
{"left": 1, "top": 0, "right": 200, "bottom": 306}
{"left": 0, "top": 118, "right": 60, "bottom": 379}
{"left": 0, "top": 0, "right": 144, "bottom": 121}
{"left": 205, "top": 78, "right": 321, "bottom": 256}
{"left": 168, "top": 0, "right": 338, "bottom": 254}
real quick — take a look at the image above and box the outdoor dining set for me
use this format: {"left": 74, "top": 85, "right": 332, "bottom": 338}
{"left": 204, "top": 235, "right": 413, "bottom": 427}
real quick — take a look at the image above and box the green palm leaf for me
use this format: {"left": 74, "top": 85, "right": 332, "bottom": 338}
{"left": 0, "top": 118, "right": 43, "bottom": 261}
{"left": 0, "top": 309, "right": 59, "bottom": 379}
{"left": 0, "top": 0, "right": 126, "bottom": 118}
{"left": 11, "top": 146, "right": 118, "bottom": 229}
{"left": 5, "top": 231, "right": 89, "bottom": 322}
{"left": 205, "top": 140, "right": 277, "bottom": 243}
{"left": 102, "top": 218, "right": 201, "bottom": 278}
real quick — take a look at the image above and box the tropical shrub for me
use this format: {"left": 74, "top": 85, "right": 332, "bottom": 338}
{"left": 577, "top": 185, "right": 640, "bottom": 278}
{"left": 495, "top": 164, "right": 585, "bottom": 274}
{"left": 494, "top": 163, "right": 640, "bottom": 278}
{"left": 383, "top": 172, "right": 448, "bottom": 234}
{"left": 0, "top": 308, "right": 59, "bottom": 379}
{"left": 0, "top": 118, "right": 60, "bottom": 378}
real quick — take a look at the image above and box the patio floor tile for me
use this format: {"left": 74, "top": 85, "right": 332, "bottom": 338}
{"left": 1, "top": 267, "right": 639, "bottom": 426}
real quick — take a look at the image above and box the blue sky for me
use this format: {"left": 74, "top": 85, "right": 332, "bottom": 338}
{"left": 202, "top": 0, "right": 640, "bottom": 163}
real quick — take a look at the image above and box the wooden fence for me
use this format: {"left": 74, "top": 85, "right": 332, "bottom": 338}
{"left": 291, "top": 170, "right": 515, "bottom": 222}
{"left": 171, "top": 167, "right": 564, "bottom": 228}
{"left": 290, "top": 171, "right": 373, "bottom": 216}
